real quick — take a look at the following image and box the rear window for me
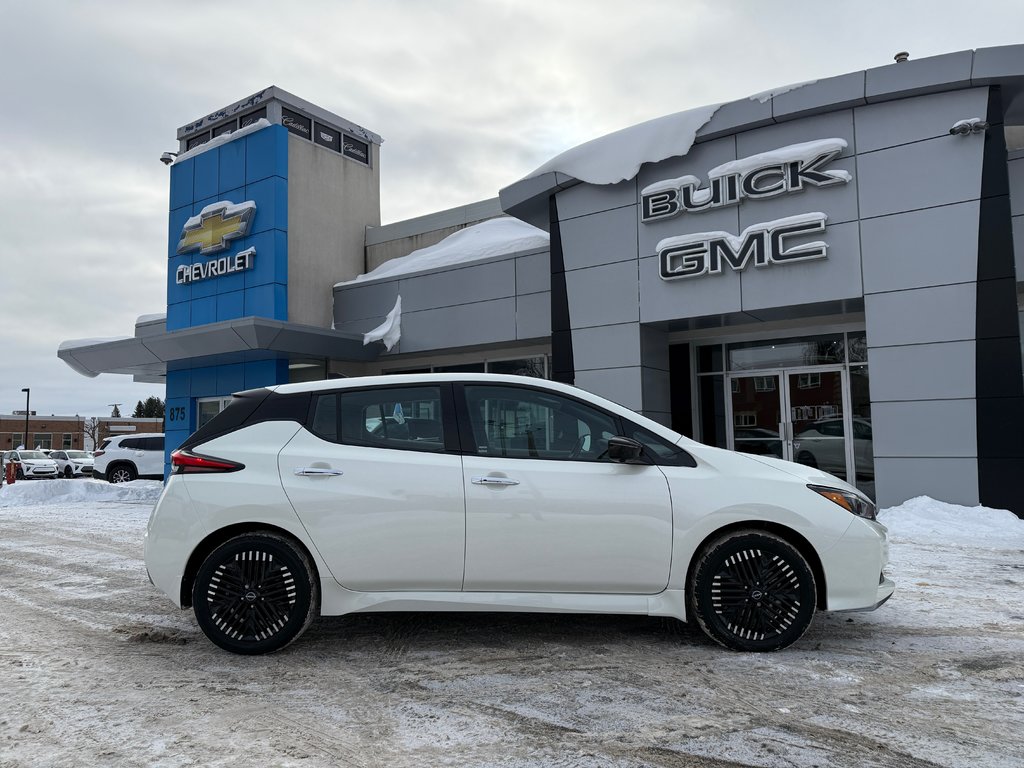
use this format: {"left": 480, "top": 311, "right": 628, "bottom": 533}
{"left": 311, "top": 386, "right": 445, "bottom": 453}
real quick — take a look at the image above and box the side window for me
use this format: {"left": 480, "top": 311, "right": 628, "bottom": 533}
{"left": 463, "top": 385, "right": 617, "bottom": 461}
{"left": 144, "top": 437, "right": 164, "bottom": 452}
{"left": 311, "top": 386, "right": 445, "bottom": 453}
{"left": 120, "top": 438, "right": 140, "bottom": 450}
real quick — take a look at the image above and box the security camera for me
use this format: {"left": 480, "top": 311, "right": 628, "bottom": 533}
{"left": 159, "top": 151, "right": 178, "bottom": 166}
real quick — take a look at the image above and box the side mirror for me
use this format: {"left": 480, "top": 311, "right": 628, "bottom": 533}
{"left": 606, "top": 435, "right": 644, "bottom": 463}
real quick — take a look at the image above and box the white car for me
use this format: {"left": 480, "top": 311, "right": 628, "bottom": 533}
{"left": 3, "top": 450, "right": 59, "bottom": 479}
{"left": 93, "top": 433, "right": 165, "bottom": 483}
{"left": 50, "top": 449, "right": 94, "bottom": 478}
{"left": 145, "top": 374, "right": 893, "bottom": 655}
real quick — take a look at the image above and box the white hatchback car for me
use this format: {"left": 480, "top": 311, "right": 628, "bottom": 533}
{"left": 93, "top": 434, "right": 165, "bottom": 483}
{"left": 145, "top": 374, "right": 893, "bottom": 655}
{"left": 3, "top": 450, "right": 59, "bottom": 479}
{"left": 50, "top": 449, "right": 94, "bottom": 478}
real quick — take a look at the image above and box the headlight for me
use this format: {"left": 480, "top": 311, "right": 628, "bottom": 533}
{"left": 808, "top": 484, "right": 876, "bottom": 520}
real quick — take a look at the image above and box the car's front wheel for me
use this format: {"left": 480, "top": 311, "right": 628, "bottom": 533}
{"left": 192, "top": 533, "right": 319, "bottom": 655}
{"left": 690, "top": 530, "right": 816, "bottom": 652}
{"left": 107, "top": 464, "right": 136, "bottom": 483}
{"left": 63, "top": 466, "right": 74, "bottom": 479}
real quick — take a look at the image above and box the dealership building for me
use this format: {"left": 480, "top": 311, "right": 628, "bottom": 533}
{"left": 59, "top": 46, "right": 1024, "bottom": 516}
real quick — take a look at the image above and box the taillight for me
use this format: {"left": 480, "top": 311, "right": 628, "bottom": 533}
{"left": 93, "top": 450, "right": 104, "bottom": 458}
{"left": 171, "top": 449, "right": 244, "bottom": 474}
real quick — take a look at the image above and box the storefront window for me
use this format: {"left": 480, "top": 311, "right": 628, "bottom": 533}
{"left": 197, "top": 397, "right": 233, "bottom": 429}
{"left": 487, "top": 357, "right": 546, "bottom": 378}
{"left": 62, "top": 433, "right": 73, "bottom": 449}
{"left": 727, "top": 335, "right": 844, "bottom": 371}
{"left": 698, "top": 345, "right": 724, "bottom": 373}
{"left": 33, "top": 434, "right": 52, "bottom": 450}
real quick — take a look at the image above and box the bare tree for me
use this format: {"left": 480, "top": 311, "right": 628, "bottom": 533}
{"left": 82, "top": 418, "right": 103, "bottom": 451}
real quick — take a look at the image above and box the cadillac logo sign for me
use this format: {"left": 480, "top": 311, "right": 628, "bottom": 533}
{"left": 176, "top": 200, "right": 256, "bottom": 256}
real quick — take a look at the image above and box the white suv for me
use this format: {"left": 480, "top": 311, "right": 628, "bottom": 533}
{"left": 50, "top": 450, "right": 94, "bottom": 478}
{"left": 3, "top": 450, "right": 59, "bottom": 479}
{"left": 93, "top": 434, "right": 165, "bottom": 483}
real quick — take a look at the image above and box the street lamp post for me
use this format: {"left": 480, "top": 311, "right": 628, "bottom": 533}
{"left": 21, "top": 388, "right": 29, "bottom": 450}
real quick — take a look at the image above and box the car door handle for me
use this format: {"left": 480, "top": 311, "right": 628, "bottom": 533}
{"left": 471, "top": 475, "right": 519, "bottom": 486}
{"left": 294, "top": 467, "right": 344, "bottom": 477}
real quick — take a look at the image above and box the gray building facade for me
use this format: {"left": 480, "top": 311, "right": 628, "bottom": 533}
{"left": 62, "top": 46, "right": 1024, "bottom": 515}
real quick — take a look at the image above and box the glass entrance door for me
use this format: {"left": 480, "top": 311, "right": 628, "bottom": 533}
{"left": 729, "top": 367, "right": 851, "bottom": 483}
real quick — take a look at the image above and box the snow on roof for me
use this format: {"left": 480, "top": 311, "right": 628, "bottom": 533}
{"left": 58, "top": 337, "right": 131, "bottom": 351}
{"left": 520, "top": 103, "right": 720, "bottom": 186}
{"left": 336, "top": 217, "right": 549, "bottom": 287}
{"left": 136, "top": 313, "right": 166, "bottom": 325}
{"left": 747, "top": 79, "right": 817, "bottom": 104}
{"left": 172, "top": 118, "right": 272, "bottom": 164}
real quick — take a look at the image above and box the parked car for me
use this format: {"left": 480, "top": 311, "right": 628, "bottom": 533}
{"left": 144, "top": 374, "right": 892, "bottom": 655}
{"left": 3, "top": 449, "right": 59, "bottom": 479}
{"left": 93, "top": 434, "right": 165, "bottom": 483}
{"left": 794, "top": 417, "right": 874, "bottom": 478}
{"left": 50, "top": 449, "right": 94, "bottom": 478}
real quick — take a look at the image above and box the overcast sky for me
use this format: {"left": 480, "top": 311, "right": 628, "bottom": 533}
{"left": 2, "top": 0, "right": 1022, "bottom": 416}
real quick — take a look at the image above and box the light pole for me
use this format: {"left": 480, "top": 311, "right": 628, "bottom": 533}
{"left": 21, "top": 388, "right": 29, "bottom": 449}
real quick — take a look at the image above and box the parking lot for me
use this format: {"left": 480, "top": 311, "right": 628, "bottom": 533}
{"left": 1, "top": 481, "right": 1022, "bottom": 767}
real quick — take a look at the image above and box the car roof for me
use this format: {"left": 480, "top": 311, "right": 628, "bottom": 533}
{"left": 109, "top": 432, "right": 165, "bottom": 440}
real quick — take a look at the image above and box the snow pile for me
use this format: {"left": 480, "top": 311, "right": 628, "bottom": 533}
{"left": 58, "top": 336, "right": 131, "bottom": 352}
{"left": 337, "top": 218, "right": 549, "bottom": 287}
{"left": 879, "top": 496, "right": 1024, "bottom": 547}
{"left": 363, "top": 295, "right": 402, "bottom": 351}
{"left": 0, "top": 479, "right": 163, "bottom": 509}
{"left": 521, "top": 103, "right": 721, "bottom": 186}
{"left": 135, "top": 313, "right": 166, "bottom": 325}
{"left": 747, "top": 79, "right": 817, "bottom": 104}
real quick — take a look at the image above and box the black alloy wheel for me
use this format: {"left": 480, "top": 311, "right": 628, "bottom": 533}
{"left": 64, "top": 466, "right": 74, "bottom": 478}
{"left": 690, "top": 530, "right": 816, "bottom": 652}
{"left": 192, "top": 533, "right": 318, "bottom": 655}
{"left": 107, "top": 464, "right": 136, "bottom": 484}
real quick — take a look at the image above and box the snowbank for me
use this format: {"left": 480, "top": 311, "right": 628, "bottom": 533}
{"left": 747, "top": 79, "right": 817, "bottom": 104}
{"left": 879, "top": 496, "right": 1024, "bottom": 547}
{"left": 0, "top": 479, "right": 163, "bottom": 509}
{"left": 337, "top": 218, "right": 549, "bottom": 287}
{"left": 521, "top": 103, "right": 720, "bottom": 186}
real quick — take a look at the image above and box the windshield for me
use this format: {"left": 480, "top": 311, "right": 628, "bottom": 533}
{"left": 20, "top": 451, "right": 49, "bottom": 460}
{"left": 66, "top": 451, "right": 89, "bottom": 458}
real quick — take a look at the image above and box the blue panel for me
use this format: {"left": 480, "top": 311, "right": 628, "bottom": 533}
{"left": 244, "top": 283, "right": 287, "bottom": 320}
{"left": 243, "top": 229, "right": 288, "bottom": 288}
{"left": 166, "top": 370, "right": 189, "bottom": 399}
{"left": 167, "top": 207, "right": 193, "bottom": 260}
{"left": 245, "top": 176, "right": 287, "bottom": 235}
{"left": 216, "top": 363, "right": 246, "bottom": 394}
{"left": 219, "top": 140, "right": 246, "bottom": 193}
{"left": 167, "top": 254, "right": 192, "bottom": 306}
{"left": 169, "top": 159, "right": 194, "bottom": 210}
{"left": 164, "top": 426, "right": 191, "bottom": 480}
{"left": 190, "top": 366, "right": 217, "bottom": 397}
{"left": 165, "top": 397, "right": 194, "bottom": 433}
{"left": 245, "top": 124, "right": 287, "bottom": 184}
{"left": 216, "top": 290, "right": 244, "bottom": 321}
{"left": 193, "top": 195, "right": 218, "bottom": 215}
{"left": 194, "top": 148, "right": 219, "bottom": 201}
{"left": 190, "top": 263, "right": 217, "bottom": 298}
{"left": 245, "top": 358, "right": 289, "bottom": 389}
{"left": 166, "top": 302, "right": 190, "bottom": 331}
{"left": 190, "top": 295, "right": 216, "bottom": 327}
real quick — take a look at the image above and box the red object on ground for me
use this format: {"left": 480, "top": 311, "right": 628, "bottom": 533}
{"left": 5, "top": 461, "right": 15, "bottom": 485}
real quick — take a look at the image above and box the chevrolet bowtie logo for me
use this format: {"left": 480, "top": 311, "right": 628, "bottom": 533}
{"left": 176, "top": 200, "right": 256, "bottom": 256}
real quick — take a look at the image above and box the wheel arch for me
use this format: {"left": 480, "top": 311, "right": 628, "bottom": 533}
{"left": 685, "top": 521, "right": 827, "bottom": 610}
{"left": 180, "top": 523, "right": 322, "bottom": 609}
{"left": 106, "top": 460, "right": 137, "bottom": 477}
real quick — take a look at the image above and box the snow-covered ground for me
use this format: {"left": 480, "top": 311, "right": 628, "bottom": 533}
{"left": 1, "top": 479, "right": 1022, "bottom": 767}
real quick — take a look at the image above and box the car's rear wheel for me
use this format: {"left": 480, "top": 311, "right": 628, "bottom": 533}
{"left": 107, "top": 464, "right": 136, "bottom": 483}
{"left": 690, "top": 530, "right": 816, "bottom": 652}
{"left": 192, "top": 533, "right": 319, "bottom": 655}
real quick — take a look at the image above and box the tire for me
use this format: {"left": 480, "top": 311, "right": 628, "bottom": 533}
{"left": 107, "top": 464, "right": 136, "bottom": 484}
{"left": 690, "top": 530, "right": 816, "bottom": 652}
{"left": 15, "top": 468, "right": 24, "bottom": 480}
{"left": 192, "top": 533, "right": 319, "bottom": 655}
{"left": 64, "top": 466, "right": 74, "bottom": 479}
